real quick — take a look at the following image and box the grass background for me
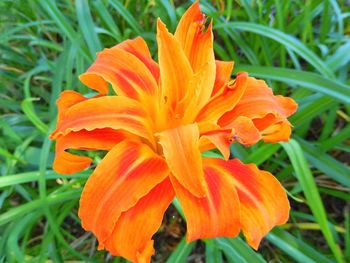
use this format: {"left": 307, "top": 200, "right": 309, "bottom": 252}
{"left": 1, "top": 0, "right": 350, "bottom": 262}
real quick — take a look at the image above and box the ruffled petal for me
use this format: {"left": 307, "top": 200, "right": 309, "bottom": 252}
{"left": 170, "top": 160, "right": 241, "bottom": 241}
{"left": 79, "top": 38, "right": 159, "bottom": 115}
{"left": 212, "top": 60, "right": 234, "bottom": 96}
{"left": 198, "top": 116, "right": 260, "bottom": 160}
{"left": 253, "top": 114, "right": 292, "bottom": 142}
{"left": 116, "top": 37, "right": 160, "bottom": 82}
{"left": 50, "top": 95, "right": 154, "bottom": 144}
{"left": 229, "top": 116, "right": 261, "bottom": 146}
{"left": 53, "top": 151, "right": 92, "bottom": 175}
{"left": 207, "top": 158, "right": 290, "bottom": 249}
{"left": 174, "top": 1, "right": 205, "bottom": 66}
{"left": 157, "top": 124, "right": 207, "bottom": 197}
{"left": 55, "top": 90, "right": 91, "bottom": 125}
{"left": 156, "top": 18, "right": 193, "bottom": 121}
{"left": 219, "top": 77, "right": 297, "bottom": 143}
{"left": 104, "top": 178, "right": 175, "bottom": 263}
{"left": 174, "top": 2, "right": 216, "bottom": 115}
{"left": 261, "top": 121, "right": 292, "bottom": 142}
{"left": 78, "top": 140, "right": 170, "bottom": 248}
{"left": 53, "top": 128, "right": 129, "bottom": 174}
{"left": 175, "top": 1, "right": 214, "bottom": 74}
{"left": 199, "top": 129, "right": 232, "bottom": 160}
{"left": 196, "top": 72, "right": 248, "bottom": 123}
{"left": 219, "top": 77, "right": 297, "bottom": 124}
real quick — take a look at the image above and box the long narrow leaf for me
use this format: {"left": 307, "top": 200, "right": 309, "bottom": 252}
{"left": 215, "top": 22, "right": 334, "bottom": 78}
{"left": 281, "top": 139, "right": 344, "bottom": 263}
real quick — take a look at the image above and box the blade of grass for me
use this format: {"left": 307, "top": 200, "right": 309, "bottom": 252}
{"left": 0, "top": 190, "right": 81, "bottom": 226}
{"left": 166, "top": 237, "right": 196, "bottom": 263}
{"left": 281, "top": 139, "right": 344, "bottom": 263}
{"left": 267, "top": 228, "right": 334, "bottom": 263}
{"left": 215, "top": 22, "right": 335, "bottom": 78}
{"left": 109, "top": 0, "right": 142, "bottom": 35}
{"left": 0, "top": 170, "right": 89, "bottom": 188}
{"left": 75, "top": 0, "right": 102, "bottom": 58}
{"left": 214, "top": 238, "right": 266, "bottom": 263}
{"left": 298, "top": 139, "right": 350, "bottom": 187}
{"left": 37, "top": 0, "right": 90, "bottom": 60}
{"left": 205, "top": 239, "right": 223, "bottom": 263}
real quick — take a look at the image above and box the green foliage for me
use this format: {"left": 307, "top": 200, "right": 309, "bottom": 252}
{"left": 1, "top": 0, "right": 349, "bottom": 262}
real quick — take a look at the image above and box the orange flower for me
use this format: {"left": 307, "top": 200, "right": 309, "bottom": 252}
{"left": 50, "top": 2, "right": 297, "bottom": 262}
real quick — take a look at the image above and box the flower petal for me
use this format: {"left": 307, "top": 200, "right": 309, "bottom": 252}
{"left": 53, "top": 128, "right": 129, "bottom": 174}
{"left": 79, "top": 38, "right": 159, "bottom": 115}
{"left": 53, "top": 151, "right": 92, "bottom": 175}
{"left": 104, "top": 178, "right": 175, "bottom": 263}
{"left": 174, "top": 2, "right": 216, "bottom": 114}
{"left": 219, "top": 77, "right": 297, "bottom": 143}
{"left": 116, "top": 37, "right": 160, "bottom": 82}
{"left": 260, "top": 120, "right": 292, "bottom": 142}
{"left": 50, "top": 96, "right": 154, "bottom": 144}
{"left": 196, "top": 72, "right": 248, "bottom": 123}
{"left": 253, "top": 114, "right": 292, "bottom": 142}
{"left": 156, "top": 19, "right": 193, "bottom": 117}
{"left": 170, "top": 160, "right": 241, "bottom": 241}
{"left": 198, "top": 116, "right": 261, "bottom": 160}
{"left": 199, "top": 129, "right": 232, "bottom": 160}
{"left": 157, "top": 124, "right": 207, "bottom": 197}
{"left": 208, "top": 158, "right": 290, "bottom": 249}
{"left": 55, "top": 90, "right": 89, "bottom": 125}
{"left": 220, "top": 77, "right": 297, "bottom": 125}
{"left": 78, "top": 140, "right": 170, "bottom": 248}
{"left": 212, "top": 60, "right": 234, "bottom": 96}
{"left": 229, "top": 116, "right": 261, "bottom": 146}
{"left": 175, "top": 1, "right": 214, "bottom": 73}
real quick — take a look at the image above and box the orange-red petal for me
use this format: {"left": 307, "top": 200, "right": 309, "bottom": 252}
{"left": 220, "top": 77, "right": 297, "bottom": 124}
{"left": 104, "top": 178, "right": 175, "bottom": 263}
{"left": 157, "top": 124, "right": 207, "bottom": 197}
{"left": 198, "top": 115, "right": 261, "bottom": 159}
{"left": 50, "top": 96, "right": 154, "bottom": 144}
{"left": 207, "top": 158, "right": 290, "bottom": 249}
{"left": 212, "top": 60, "right": 234, "bottom": 96}
{"left": 170, "top": 161, "right": 241, "bottom": 241}
{"left": 219, "top": 76, "right": 297, "bottom": 143}
{"left": 175, "top": 1, "right": 214, "bottom": 74}
{"left": 199, "top": 129, "right": 232, "bottom": 160}
{"left": 229, "top": 116, "right": 261, "bottom": 146}
{"left": 196, "top": 72, "right": 248, "bottom": 123}
{"left": 156, "top": 19, "right": 193, "bottom": 118}
{"left": 78, "top": 140, "right": 170, "bottom": 248}
{"left": 53, "top": 151, "right": 92, "bottom": 175}
{"left": 55, "top": 90, "right": 90, "bottom": 125}
{"left": 53, "top": 128, "right": 129, "bottom": 174}
{"left": 174, "top": 2, "right": 216, "bottom": 116}
{"left": 261, "top": 120, "right": 292, "bottom": 142}
{"left": 115, "top": 37, "right": 160, "bottom": 82}
{"left": 79, "top": 38, "right": 159, "bottom": 115}
{"left": 253, "top": 114, "right": 292, "bottom": 142}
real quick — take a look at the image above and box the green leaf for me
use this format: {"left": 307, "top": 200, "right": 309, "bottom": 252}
{"left": 75, "top": 0, "right": 102, "bottom": 58}
{"left": 166, "top": 237, "right": 196, "bottom": 263}
{"left": 214, "top": 238, "right": 266, "bottom": 263}
{"left": 281, "top": 139, "right": 344, "bottom": 263}
{"left": 267, "top": 228, "right": 334, "bottom": 263}
{"left": 21, "top": 98, "right": 48, "bottom": 134}
{"left": 205, "top": 239, "right": 223, "bottom": 263}
{"left": 215, "top": 22, "right": 334, "bottom": 78}
{"left": 299, "top": 139, "right": 350, "bottom": 187}
{"left": 109, "top": 0, "right": 142, "bottom": 35}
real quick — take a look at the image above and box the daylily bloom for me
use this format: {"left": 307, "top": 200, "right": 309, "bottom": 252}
{"left": 50, "top": 2, "right": 297, "bottom": 262}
